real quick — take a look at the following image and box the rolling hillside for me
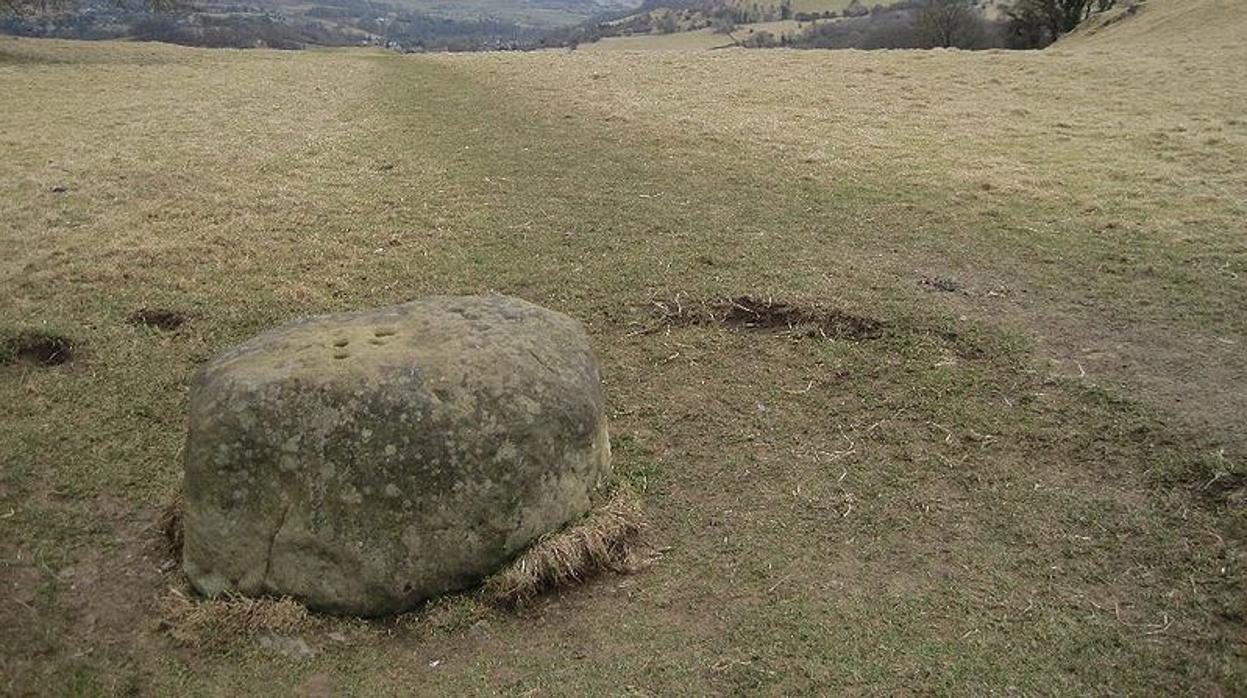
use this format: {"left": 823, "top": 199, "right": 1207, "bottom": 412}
{"left": 0, "top": 0, "right": 645, "bottom": 48}
{"left": 311, "top": 0, "right": 643, "bottom": 27}
{"left": 557, "top": 0, "right": 1022, "bottom": 51}
{"left": 1060, "top": 0, "right": 1246, "bottom": 47}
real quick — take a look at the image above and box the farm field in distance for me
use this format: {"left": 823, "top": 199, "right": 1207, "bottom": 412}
{"left": 1, "top": 0, "right": 1244, "bottom": 693}
{"left": 379, "top": 0, "right": 637, "bottom": 27}
{"left": 727, "top": 0, "right": 855, "bottom": 16}
{"left": 582, "top": 26, "right": 737, "bottom": 50}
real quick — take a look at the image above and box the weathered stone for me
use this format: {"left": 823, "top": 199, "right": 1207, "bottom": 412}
{"left": 181, "top": 295, "right": 611, "bottom": 616}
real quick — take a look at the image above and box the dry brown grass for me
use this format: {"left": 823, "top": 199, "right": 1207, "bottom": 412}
{"left": 434, "top": 0, "right": 1247, "bottom": 444}
{"left": 2, "top": 3, "right": 1245, "bottom": 691}
{"left": 484, "top": 486, "right": 648, "bottom": 606}
{"left": 158, "top": 485, "right": 644, "bottom": 617}
{"left": 646, "top": 294, "right": 886, "bottom": 340}
{"left": 151, "top": 485, "right": 643, "bottom": 650}
{"left": 158, "top": 587, "right": 312, "bottom": 648}
{"left": 158, "top": 490, "right": 183, "bottom": 561}
{"left": 582, "top": 29, "right": 736, "bottom": 52}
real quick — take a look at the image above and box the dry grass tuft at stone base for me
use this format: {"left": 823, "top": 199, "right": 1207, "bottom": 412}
{"left": 158, "top": 588, "right": 312, "bottom": 649}
{"left": 484, "top": 486, "right": 648, "bottom": 606}
{"left": 157, "top": 483, "right": 646, "bottom": 627}
{"left": 158, "top": 491, "right": 183, "bottom": 561}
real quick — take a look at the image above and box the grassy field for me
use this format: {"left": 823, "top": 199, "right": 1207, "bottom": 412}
{"left": 583, "top": 21, "right": 802, "bottom": 51}
{"left": 728, "top": 0, "right": 853, "bottom": 17}
{"left": 582, "top": 20, "right": 812, "bottom": 52}
{"left": 373, "top": 0, "right": 636, "bottom": 28}
{"left": 583, "top": 27, "right": 736, "bottom": 51}
{"left": 726, "top": 0, "right": 887, "bottom": 20}
{"left": 1, "top": 0, "right": 1245, "bottom": 693}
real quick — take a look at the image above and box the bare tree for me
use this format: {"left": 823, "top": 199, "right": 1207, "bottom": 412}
{"left": 654, "top": 11, "right": 679, "bottom": 34}
{"left": 710, "top": 15, "right": 737, "bottom": 35}
{"left": 914, "top": 0, "right": 982, "bottom": 48}
{"left": 1006, "top": 0, "right": 1119, "bottom": 45}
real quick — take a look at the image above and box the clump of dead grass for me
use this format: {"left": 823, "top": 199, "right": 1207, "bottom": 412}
{"left": 159, "top": 587, "right": 313, "bottom": 648}
{"left": 158, "top": 489, "right": 184, "bottom": 561}
{"left": 642, "top": 295, "right": 885, "bottom": 340}
{"left": 156, "top": 491, "right": 314, "bottom": 649}
{"left": 156, "top": 485, "right": 646, "bottom": 632}
{"left": 483, "top": 485, "right": 648, "bottom": 606}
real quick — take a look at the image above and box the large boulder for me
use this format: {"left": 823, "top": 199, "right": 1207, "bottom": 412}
{"left": 181, "top": 295, "right": 611, "bottom": 616}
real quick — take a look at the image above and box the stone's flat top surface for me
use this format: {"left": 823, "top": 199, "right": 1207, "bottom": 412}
{"left": 182, "top": 295, "right": 611, "bottom": 615}
{"left": 203, "top": 294, "right": 584, "bottom": 383}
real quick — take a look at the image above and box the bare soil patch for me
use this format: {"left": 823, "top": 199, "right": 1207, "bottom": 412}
{"left": 647, "top": 295, "right": 885, "bottom": 340}
{"left": 919, "top": 276, "right": 962, "bottom": 293}
{"left": 127, "top": 308, "right": 186, "bottom": 331}
{"left": 1200, "top": 471, "right": 1247, "bottom": 509}
{"left": 0, "top": 331, "right": 75, "bottom": 367}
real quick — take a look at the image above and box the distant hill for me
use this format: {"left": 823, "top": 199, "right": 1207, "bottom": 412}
{"left": 0, "top": 0, "right": 644, "bottom": 49}
{"left": 540, "top": 0, "right": 1153, "bottom": 52}
{"left": 381, "top": 0, "right": 644, "bottom": 27}
{"left": 1059, "top": 0, "right": 1246, "bottom": 49}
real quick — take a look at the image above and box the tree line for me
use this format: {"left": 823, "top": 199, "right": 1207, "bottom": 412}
{"left": 0, "top": 0, "right": 543, "bottom": 50}
{"left": 744, "top": 0, "right": 1125, "bottom": 50}
{"left": 535, "top": 0, "right": 1129, "bottom": 52}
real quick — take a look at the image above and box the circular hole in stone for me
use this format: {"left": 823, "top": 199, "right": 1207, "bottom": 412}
{"left": 333, "top": 351, "right": 350, "bottom": 360}
{"left": 2, "top": 331, "right": 75, "bottom": 367}
{"left": 374, "top": 328, "right": 396, "bottom": 338}
{"left": 333, "top": 338, "right": 350, "bottom": 347}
